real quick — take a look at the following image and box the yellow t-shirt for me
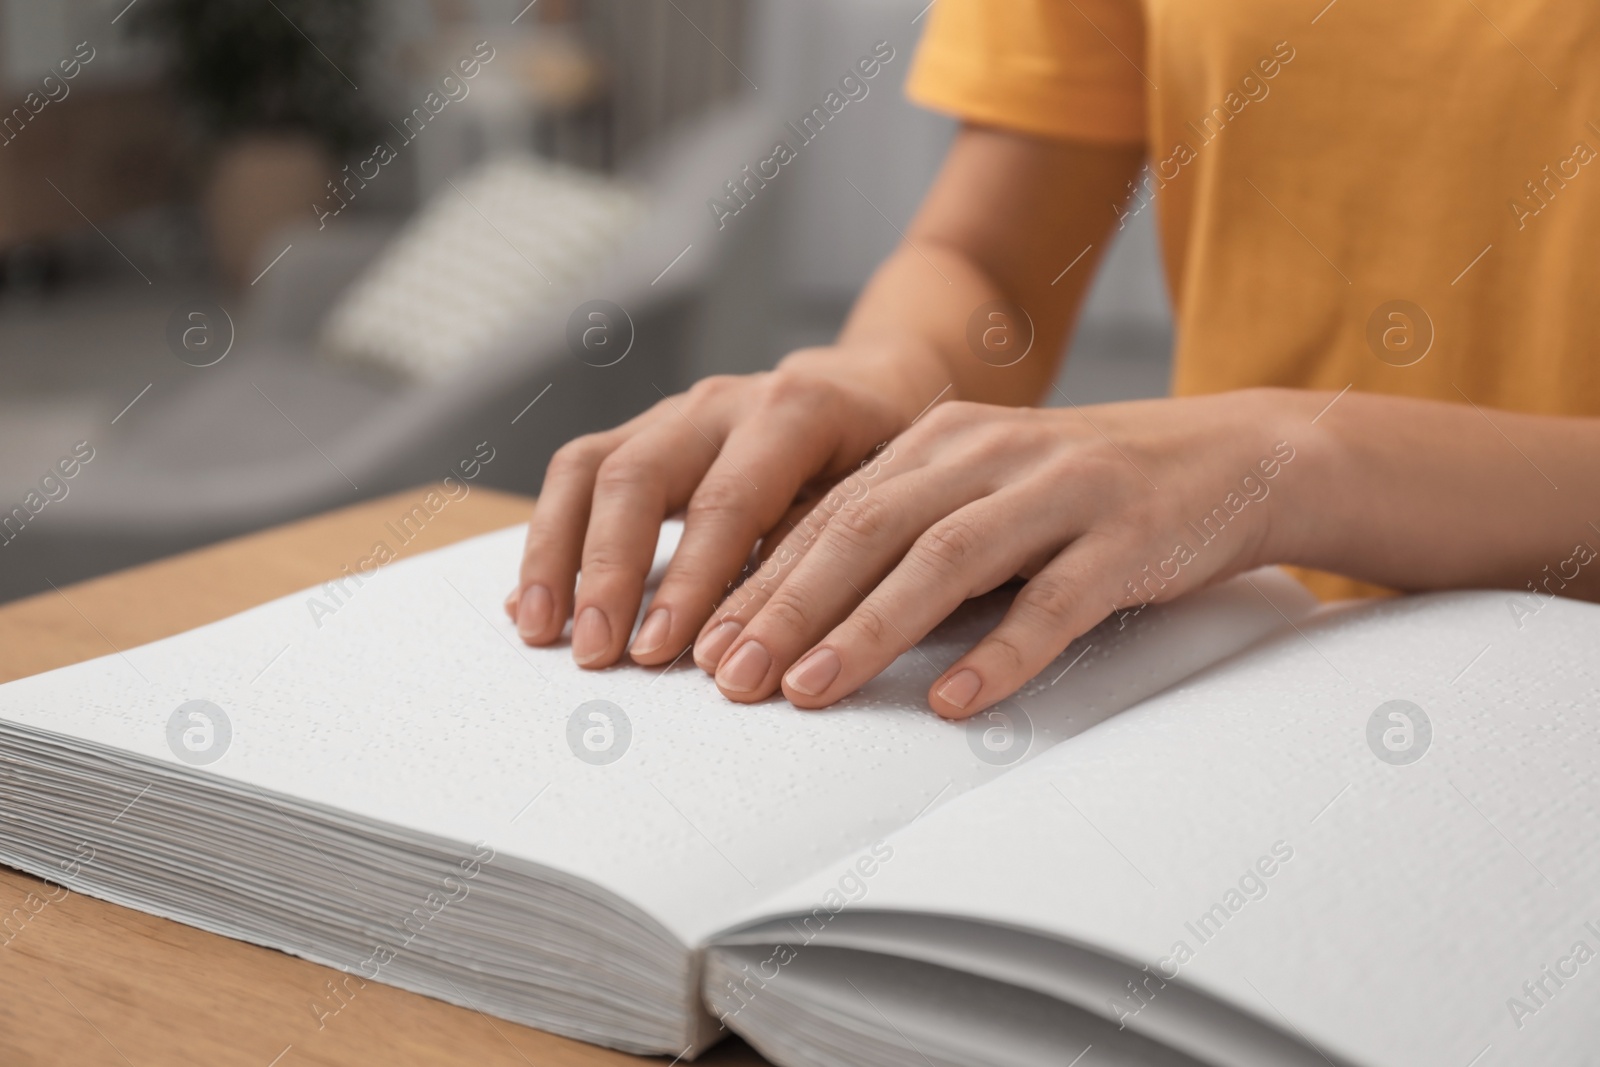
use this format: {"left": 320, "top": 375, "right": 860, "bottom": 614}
{"left": 907, "top": 0, "right": 1600, "bottom": 600}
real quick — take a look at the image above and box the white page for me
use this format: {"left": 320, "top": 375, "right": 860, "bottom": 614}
{"left": 707, "top": 943, "right": 1203, "bottom": 1067}
{"left": 712, "top": 912, "right": 1321, "bottom": 1067}
{"left": 0, "top": 522, "right": 1309, "bottom": 946}
{"left": 730, "top": 591, "right": 1600, "bottom": 1066}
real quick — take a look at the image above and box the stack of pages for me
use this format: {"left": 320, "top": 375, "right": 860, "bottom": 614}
{"left": 0, "top": 522, "right": 1595, "bottom": 1066}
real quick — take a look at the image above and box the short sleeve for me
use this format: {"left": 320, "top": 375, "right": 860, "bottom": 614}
{"left": 906, "top": 0, "right": 1148, "bottom": 144}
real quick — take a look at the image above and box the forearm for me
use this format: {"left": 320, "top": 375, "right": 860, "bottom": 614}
{"left": 1273, "top": 389, "right": 1600, "bottom": 600}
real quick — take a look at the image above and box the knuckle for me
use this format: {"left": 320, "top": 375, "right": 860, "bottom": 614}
{"left": 759, "top": 589, "right": 814, "bottom": 635}
{"left": 920, "top": 399, "right": 978, "bottom": 433}
{"left": 1018, "top": 572, "right": 1077, "bottom": 624}
{"left": 519, "top": 520, "right": 557, "bottom": 557}
{"left": 593, "top": 456, "right": 653, "bottom": 494}
{"left": 960, "top": 427, "right": 1016, "bottom": 468}
{"left": 762, "top": 368, "right": 831, "bottom": 407}
{"left": 849, "top": 601, "right": 894, "bottom": 647}
{"left": 581, "top": 546, "right": 634, "bottom": 579}
{"left": 686, "top": 477, "right": 749, "bottom": 523}
{"left": 980, "top": 630, "right": 1031, "bottom": 674}
{"left": 915, "top": 517, "right": 983, "bottom": 572}
{"left": 688, "top": 374, "right": 743, "bottom": 403}
{"left": 548, "top": 436, "right": 607, "bottom": 479}
{"left": 829, "top": 493, "right": 895, "bottom": 548}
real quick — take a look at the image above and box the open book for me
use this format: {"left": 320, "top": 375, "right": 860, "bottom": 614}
{"left": 1, "top": 522, "right": 1595, "bottom": 1066}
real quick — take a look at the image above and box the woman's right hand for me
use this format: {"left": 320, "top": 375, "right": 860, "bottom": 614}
{"left": 504, "top": 346, "right": 932, "bottom": 669}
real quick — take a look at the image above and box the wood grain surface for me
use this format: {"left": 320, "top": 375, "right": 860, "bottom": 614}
{"left": 0, "top": 486, "right": 767, "bottom": 1067}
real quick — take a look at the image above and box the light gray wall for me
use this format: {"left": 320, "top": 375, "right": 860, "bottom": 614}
{"left": 747, "top": 0, "right": 953, "bottom": 303}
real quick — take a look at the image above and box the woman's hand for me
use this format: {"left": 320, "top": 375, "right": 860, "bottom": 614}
{"left": 504, "top": 345, "right": 942, "bottom": 670}
{"left": 691, "top": 388, "right": 1314, "bottom": 718}
{"left": 502, "top": 124, "right": 1155, "bottom": 695}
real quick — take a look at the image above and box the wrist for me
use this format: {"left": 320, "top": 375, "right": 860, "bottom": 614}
{"left": 1245, "top": 387, "right": 1343, "bottom": 571}
{"left": 777, "top": 337, "right": 954, "bottom": 429}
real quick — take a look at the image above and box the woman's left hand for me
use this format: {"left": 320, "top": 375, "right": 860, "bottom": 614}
{"left": 690, "top": 388, "right": 1312, "bottom": 718}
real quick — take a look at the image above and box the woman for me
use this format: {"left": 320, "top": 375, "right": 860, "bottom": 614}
{"left": 505, "top": 0, "right": 1600, "bottom": 718}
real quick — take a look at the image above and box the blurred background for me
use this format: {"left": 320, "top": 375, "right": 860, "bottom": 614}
{"left": 0, "top": 0, "right": 1172, "bottom": 604}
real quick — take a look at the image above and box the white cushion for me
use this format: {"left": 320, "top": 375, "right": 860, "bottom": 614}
{"left": 319, "top": 155, "right": 643, "bottom": 382}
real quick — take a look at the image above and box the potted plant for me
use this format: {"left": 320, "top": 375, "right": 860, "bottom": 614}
{"left": 131, "top": 0, "right": 371, "bottom": 286}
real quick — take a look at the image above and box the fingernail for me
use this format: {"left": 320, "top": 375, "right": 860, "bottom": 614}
{"left": 694, "top": 620, "right": 741, "bottom": 671}
{"left": 631, "top": 608, "right": 671, "bottom": 657}
{"left": 785, "top": 647, "right": 842, "bottom": 697}
{"left": 717, "top": 640, "right": 772, "bottom": 693}
{"left": 935, "top": 668, "right": 982, "bottom": 710}
{"left": 516, "top": 584, "right": 553, "bottom": 639}
{"left": 572, "top": 605, "right": 612, "bottom": 665}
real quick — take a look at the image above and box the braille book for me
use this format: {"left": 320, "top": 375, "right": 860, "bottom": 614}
{"left": 0, "top": 523, "right": 1594, "bottom": 1066}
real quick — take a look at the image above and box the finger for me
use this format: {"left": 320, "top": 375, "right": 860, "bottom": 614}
{"left": 780, "top": 485, "right": 1085, "bottom": 708}
{"left": 628, "top": 410, "right": 840, "bottom": 666}
{"left": 691, "top": 462, "right": 907, "bottom": 673}
{"left": 690, "top": 445, "right": 902, "bottom": 671}
{"left": 706, "top": 467, "right": 985, "bottom": 703}
{"left": 571, "top": 412, "right": 728, "bottom": 667}
{"left": 511, "top": 394, "right": 679, "bottom": 638}
{"left": 690, "top": 495, "right": 832, "bottom": 673}
{"left": 511, "top": 431, "right": 621, "bottom": 644}
{"left": 927, "top": 528, "right": 1142, "bottom": 719}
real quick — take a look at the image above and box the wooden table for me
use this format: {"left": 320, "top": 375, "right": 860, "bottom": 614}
{"left": 0, "top": 487, "right": 767, "bottom": 1067}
